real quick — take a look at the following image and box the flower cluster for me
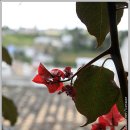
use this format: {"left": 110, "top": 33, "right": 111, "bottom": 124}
{"left": 32, "top": 63, "right": 126, "bottom": 130}
{"left": 91, "top": 104, "right": 125, "bottom": 130}
{"left": 32, "top": 63, "right": 74, "bottom": 94}
{"left": 58, "top": 85, "right": 76, "bottom": 101}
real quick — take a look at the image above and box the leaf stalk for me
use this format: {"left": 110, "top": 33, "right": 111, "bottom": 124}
{"left": 107, "top": 2, "right": 128, "bottom": 125}
{"left": 60, "top": 48, "right": 110, "bottom": 83}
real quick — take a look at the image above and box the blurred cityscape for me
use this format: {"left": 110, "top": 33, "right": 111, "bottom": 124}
{"left": 2, "top": 26, "right": 128, "bottom": 130}
{"left": 2, "top": 26, "right": 128, "bottom": 86}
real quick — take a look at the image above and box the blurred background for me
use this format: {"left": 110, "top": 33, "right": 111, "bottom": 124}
{"left": 2, "top": 2, "right": 128, "bottom": 130}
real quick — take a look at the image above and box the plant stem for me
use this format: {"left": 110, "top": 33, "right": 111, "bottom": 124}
{"left": 107, "top": 2, "right": 128, "bottom": 117}
{"left": 116, "top": 6, "right": 128, "bottom": 10}
{"left": 71, "top": 49, "right": 110, "bottom": 78}
{"left": 60, "top": 48, "right": 110, "bottom": 83}
{"left": 120, "top": 125, "right": 126, "bottom": 130}
{"left": 101, "top": 58, "right": 112, "bottom": 67}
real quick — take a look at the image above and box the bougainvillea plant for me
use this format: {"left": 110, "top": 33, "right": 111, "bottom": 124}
{"left": 92, "top": 104, "right": 125, "bottom": 130}
{"left": 32, "top": 63, "right": 64, "bottom": 93}
{"left": 32, "top": 2, "right": 128, "bottom": 130}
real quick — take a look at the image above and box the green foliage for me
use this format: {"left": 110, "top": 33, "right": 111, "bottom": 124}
{"left": 74, "top": 65, "right": 120, "bottom": 125}
{"left": 2, "top": 96, "right": 18, "bottom": 126}
{"left": 117, "top": 91, "right": 125, "bottom": 117}
{"left": 76, "top": 2, "right": 123, "bottom": 47}
{"left": 2, "top": 33, "right": 35, "bottom": 46}
{"left": 2, "top": 46, "right": 18, "bottom": 126}
{"left": 2, "top": 46, "right": 12, "bottom": 65}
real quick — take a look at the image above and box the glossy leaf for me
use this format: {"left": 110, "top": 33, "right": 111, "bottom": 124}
{"left": 2, "top": 46, "right": 12, "bottom": 65}
{"left": 74, "top": 65, "right": 120, "bottom": 125}
{"left": 116, "top": 91, "right": 125, "bottom": 117}
{"left": 2, "top": 95, "right": 18, "bottom": 126}
{"left": 76, "top": 2, "right": 123, "bottom": 46}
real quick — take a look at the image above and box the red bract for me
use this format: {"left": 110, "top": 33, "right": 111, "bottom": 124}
{"left": 91, "top": 122, "right": 106, "bottom": 130}
{"left": 64, "top": 66, "right": 73, "bottom": 78}
{"left": 50, "top": 68, "right": 65, "bottom": 78}
{"left": 58, "top": 85, "right": 76, "bottom": 101}
{"left": 32, "top": 63, "right": 64, "bottom": 93}
{"left": 98, "top": 104, "right": 125, "bottom": 129}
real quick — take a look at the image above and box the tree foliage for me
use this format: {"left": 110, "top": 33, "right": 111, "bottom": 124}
{"left": 74, "top": 65, "right": 121, "bottom": 125}
{"left": 76, "top": 2, "right": 123, "bottom": 46}
{"left": 2, "top": 46, "right": 18, "bottom": 126}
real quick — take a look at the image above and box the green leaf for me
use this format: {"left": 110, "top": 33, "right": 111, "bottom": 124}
{"left": 2, "top": 46, "right": 12, "bottom": 65}
{"left": 76, "top": 2, "right": 123, "bottom": 47}
{"left": 116, "top": 91, "right": 125, "bottom": 117}
{"left": 2, "top": 95, "right": 18, "bottom": 126}
{"left": 116, "top": 2, "right": 128, "bottom": 9}
{"left": 74, "top": 65, "right": 120, "bottom": 125}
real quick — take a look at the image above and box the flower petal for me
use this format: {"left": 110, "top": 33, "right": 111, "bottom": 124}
{"left": 98, "top": 116, "right": 111, "bottom": 126}
{"left": 64, "top": 66, "right": 73, "bottom": 78}
{"left": 32, "top": 74, "right": 45, "bottom": 84}
{"left": 98, "top": 104, "right": 125, "bottom": 127}
{"left": 110, "top": 126, "right": 115, "bottom": 130}
{"left": 111, "top": 104, "right": 125, "bottom": 123}
{"left": 33, "top": 63, "right": 64, "bottom": 93}
{"left": 91, "top": 123, "right": 106, "bottom": 130}
{"left": 51, "top": 68, "right": 65, "bottom": 78}
{"left": 64, "top": 66, "right": 72, "bottom": 73}
{"left": 38, "top": 63, "right": 51, "bottom": 77}
{"left": 56, "top": 82, "right": 64, "bottom": 91}
{"left": 46, "top": 82, "right": 63, "bottom": 93}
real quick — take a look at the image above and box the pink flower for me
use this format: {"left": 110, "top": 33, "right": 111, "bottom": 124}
{"left": 91, "top": 104, "right": 125, "bottom": 130}
{"left": 63, "top": 66, "right": 73, "bottom": 78}
{"left": 91, "top": 122, "right": 106, "bottom": 130}
{"left": 98, "top": 104, "right": 125, "bottom": 130}
{"left": 32, "top": 63, "right": 65, "bottom": 93}
{"left": 58, "top": 85, "right": 76, "bottom": 101}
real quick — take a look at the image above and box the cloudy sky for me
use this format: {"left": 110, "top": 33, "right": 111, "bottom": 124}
{"left": 2, "top": 2, "right": 128, "bottom": 30}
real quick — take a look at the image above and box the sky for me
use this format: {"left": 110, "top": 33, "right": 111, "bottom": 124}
{"left": 2, "top": 2, "right": 128, "bottom": 31}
